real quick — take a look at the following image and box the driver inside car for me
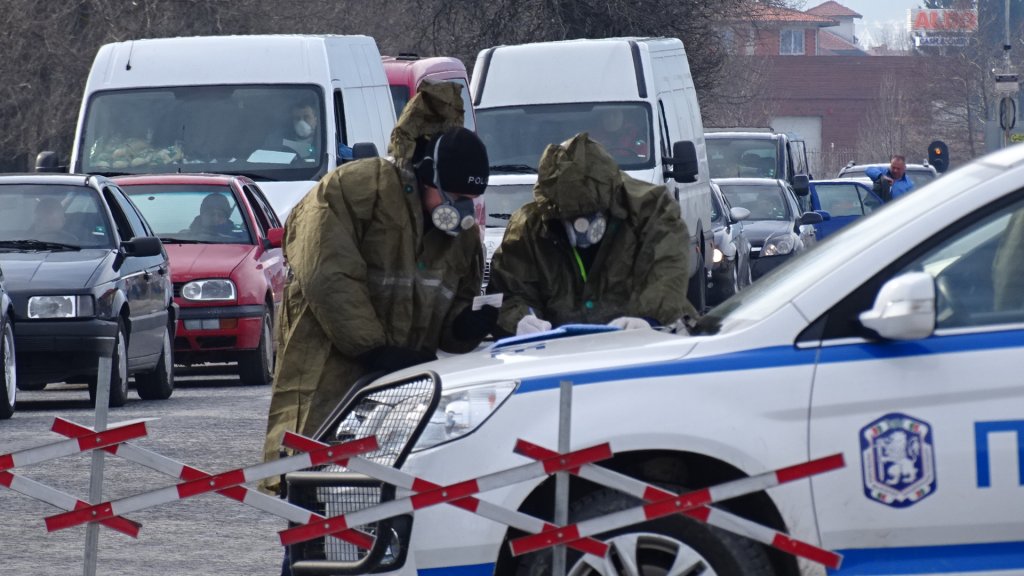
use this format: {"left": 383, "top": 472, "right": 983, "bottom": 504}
{"left": 187, "top": 193, "right": 235, "bottom": 236}
{"left": 32, "top": 197, "right": 76, "bottom": 243}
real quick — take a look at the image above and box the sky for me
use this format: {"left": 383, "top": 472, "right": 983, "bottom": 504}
{"left": 824, "top": 0, "right": 923, "bottom": 47}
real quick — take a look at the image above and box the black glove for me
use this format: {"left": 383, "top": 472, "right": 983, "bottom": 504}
{"left": 452, "top": 305, "right": 499, "bottom": 341}
{"left": 357, "top": 346, "right": 437, "bottom": 373}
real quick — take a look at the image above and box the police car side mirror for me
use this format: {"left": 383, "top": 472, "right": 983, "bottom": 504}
{"left": 859, "top": 272, "right": 935, "bottom": 340}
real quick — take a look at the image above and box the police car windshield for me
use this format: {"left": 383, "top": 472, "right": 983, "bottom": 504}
{"left": 78, "top": 84, "right": 326, "bottom": 182}
{"left": 476, "top": 102, "right": 655, "bottom": 171}
{"left": 694, "top": 162, "right": 996, "bottom": 335}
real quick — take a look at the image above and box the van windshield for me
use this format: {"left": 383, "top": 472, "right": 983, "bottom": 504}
{"left": 78, "top": 85, "right": 327, "bottom": 182}
{"left": 707, "top": 138, "right": 780, "bottom": 179}
{"left": 477, "top": 102, "right": 654, "bottom": 171}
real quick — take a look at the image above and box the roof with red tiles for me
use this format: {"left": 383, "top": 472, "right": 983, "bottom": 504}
{"left": 806, "top": 1, "right": 863, "bottom": 19}
{"left": 742, "top": 4, "right": 839, "bottom": 26}
{"left": 818, "top": 30, "right": 867, "bottom": 55}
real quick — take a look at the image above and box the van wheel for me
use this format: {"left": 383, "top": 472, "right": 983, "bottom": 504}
{"left": 89, "top": 320, "right": 128, "bottom": 407}
{"left": 136, "top": 324, "right": 174, "bottom": 400}
{"left": 516, "top": 489, "right": 775, "bottom": 576}
{"left": 238, "top": 311, "right": 273, "bottom": 386}
{"left": 0, "top": 318, "right": 16, "bottom": 419}
{"left": 687, "top": 252, "right": 708, "bottom": 315}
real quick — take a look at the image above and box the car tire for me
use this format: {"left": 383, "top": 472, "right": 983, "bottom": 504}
{"left": 0, "top": 318, "right": 16, "bottom": 419}
{"left": 515, "top": 488, "right": 775, "bottom": 576}
{"left": 687, "top": 251, "right": 708, "bottom": 315}
{"left": 238, "top": 311, "right": 273, "bottom": 386}
{"left": 135, "top": 324, "right": 174, "bottom": 400}
{"left": 89, "top": 319, "right": 129, "bottom": 407}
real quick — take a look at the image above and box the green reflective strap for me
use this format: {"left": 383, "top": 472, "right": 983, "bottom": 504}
{"left": 572, "top": 247, "right": 588, "bottom": 283}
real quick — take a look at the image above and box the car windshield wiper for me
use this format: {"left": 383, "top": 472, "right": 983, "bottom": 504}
{"left": 158, "top": 237, "right": 205, "bottom": 245}
{"left": 488, "top": 213, "right": 514, "bottom": 221}
{"left": 489, "top": 164, "right": 537, "bottom": 174}
{"left": 0, "top": 239, "right": 81, "bottom": 251}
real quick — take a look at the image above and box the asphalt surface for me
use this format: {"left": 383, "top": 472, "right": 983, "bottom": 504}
{"left": 0, "top": 366, "right": 286, "bottom": 576}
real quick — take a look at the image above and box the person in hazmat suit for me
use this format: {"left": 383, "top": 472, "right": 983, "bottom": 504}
{"left": 487, "top": 132, "right": 696, "bottom": 336}
{"left": 262, "top": 82, "right": 498, "bottom": 492}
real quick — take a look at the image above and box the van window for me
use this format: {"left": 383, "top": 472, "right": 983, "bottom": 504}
{"left": 333, "top": 89, "right": 351, "bottom": 161}
{"left": 79, "top": 85, "right": 326, "bottom": 181}
{"left": 707, "top": 138, "right": 779, "bottom": 179}
{"left": 477, "top": 102, "right": 654, "bottom": 171}
{"left": 390, "top": 86, "right": 411, "bottom": 120}
{"left": 658, "top": 101, "right": 671, "bottom": 160}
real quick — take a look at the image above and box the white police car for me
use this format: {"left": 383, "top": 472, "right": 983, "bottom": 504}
{"left": 293, "top": 145, "right": 1024, "bottom": 575}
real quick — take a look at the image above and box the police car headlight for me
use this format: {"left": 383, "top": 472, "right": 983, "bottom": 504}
{"left": 412, "top": 380, "right": 518, "bottom": 451}
{"left": 182, "top": 279, "right": 236, "bottom": 301}
{"left": 762, "top": 234, "right": 796, "bottom": 256}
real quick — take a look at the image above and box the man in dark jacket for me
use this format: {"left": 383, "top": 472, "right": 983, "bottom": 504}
{"left": 488, "top": 133, "right": 696, "bottom": 336}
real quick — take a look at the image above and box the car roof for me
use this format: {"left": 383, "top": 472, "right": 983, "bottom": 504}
{"left": 111, "top": 173, "right": 243, "bottom": 187}
{"left": 840, "top": 163, "right": 936, "bottom": 173}
{"left": 813, "top": 177, "right": 873, "bottom": 186}
{"left": 711, "top": 177, "right": 785, "bottom": 187}
{"left": 705, "top": 132, "right": 784, "bottom": 141}
{"left": 0, "top": 173, "right": 103, "bottom": 186}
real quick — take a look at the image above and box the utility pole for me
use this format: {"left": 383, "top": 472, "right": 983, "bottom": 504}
{"left": 994, "top": 0, "right": 1018, "bottom": 147}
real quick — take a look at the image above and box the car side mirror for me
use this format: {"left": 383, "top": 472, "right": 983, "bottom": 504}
{"left": 122, "top": 236, "right": 163, "bottom": 258}
{"left": 859, "top": 272, "right": 935, "bottom": 340}
{"left": 351, "top": 142, "right": 379, "bottom": 160}
{"left": 35, "top": 151, "right": 64, "bottom": 173}
{"left": 266, "top": 227, "right": 284, "bottom": 249}
{"left": 815, "top": 210, "right": 832, "bottom": 221}
{"left": 799, "top": 211, "right": 824, "bottom": 225}
{"left": 729, "top": 206, "right": 750, "bottom": 222}
{"left": 664, "top": 141, "right": 698, "bottom": 183}
{"left": 792, "top": 174, "right": 810, "bottom": 196}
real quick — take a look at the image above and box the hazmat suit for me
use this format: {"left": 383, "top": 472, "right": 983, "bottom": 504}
{"left": 488, "top": 133, "right": 696, "bottom": 335}
{"left": 262, "top": 83, "right": 486, "bottom": 488}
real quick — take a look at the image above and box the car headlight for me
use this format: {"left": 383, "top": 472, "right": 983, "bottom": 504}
{"left": 182, "top": 279, "right": 236, "bottom": 301}
{"left": 762, "top": 234, "right": 796, "bottom": 256}
{"left": 412, "top": 380, "right": 518, "bottom": 451}
{"left": 28, "top": 295, "right": 94, "bottom": 319}
{"left": 712, "top": 247, "right": 724, "bottom": 263}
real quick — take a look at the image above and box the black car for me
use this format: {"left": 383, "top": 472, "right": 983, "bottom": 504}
{"left": 707, "top": 181, "right": 753, "bottom": 306}
{"left": 715, "top": 178, "right": 823, "bottom": 280}
{"left": 0, "top": 174, "right": 176, "bottom": 406}
{"left": 0, "top": 274, "right": 15, "bottom": 419}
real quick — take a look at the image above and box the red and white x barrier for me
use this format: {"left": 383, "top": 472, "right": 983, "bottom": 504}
{"left": 0, "top": 418, "right": 148, "bottom": 537}
{"left": 277, "top": 439, "right": 614, "bottom": 547}
{"left": 45, "top": 435, "right": 379, "bottom": 532}
{"left": 281, "top": 434, "right": 843, "bottom": 569}
{"left": 50, "top": 418, "right": 375, "bottom": 549}
{"left": 512, "top": 439, "right": 844, "bottom": 569}
{"left": 282, "top": 432, "right": 612, "bottom": 556}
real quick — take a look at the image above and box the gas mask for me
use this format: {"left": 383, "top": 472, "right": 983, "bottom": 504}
{"left": 563, "top": 212, "right": 607, "bottom": 248}
{"left": 431, "top": 188, "right": 476, "bottom": 236}
{"left": 294, "top": 119, "right": 314, "bottom": 139}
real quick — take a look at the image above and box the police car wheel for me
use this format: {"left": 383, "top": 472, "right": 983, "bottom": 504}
{"left": 516, "top": 488, "right": 774, "bottom": 576}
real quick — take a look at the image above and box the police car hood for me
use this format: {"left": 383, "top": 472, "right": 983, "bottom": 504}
{"left": 384, "top": 327, "right": 696, "bottom": 390}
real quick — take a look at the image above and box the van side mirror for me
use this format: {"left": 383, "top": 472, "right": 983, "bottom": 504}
{"left": 266, "top": 227, "right": 284, "bottom": 249}
{"left": 792, "top": 174, "right": 810, "bottom": 196}
{"left": 664, "top": 141, "right": 698, "bottom": 183}
{"left": 859, "top": 272, "right": 935, "bottom": 340}
{"left": 351, "top": 142, "right": 379, "bottom": 160}
{"left": 35, "top": 151, "right": 63, "bottom": 173}
{"left": 122, "top": 236, "right": 163, "bottom": 258}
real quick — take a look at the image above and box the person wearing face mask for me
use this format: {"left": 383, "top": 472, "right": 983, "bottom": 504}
{"left": 282, "top": 101, "right": 320, "bottom": 159}
{"left": 262, "top": 82, "right": 496, "bottom": 496}
{"left": 487, "top": 132, "right": 696, "bottom": 337}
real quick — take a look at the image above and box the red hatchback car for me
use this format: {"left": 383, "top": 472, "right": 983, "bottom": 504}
{"left": 114, "top": 174, "right": 287, "bottom": 385}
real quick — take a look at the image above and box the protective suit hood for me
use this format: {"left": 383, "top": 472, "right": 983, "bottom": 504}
{"left": 388, "top": 82, "right": 466, "bottom": 170}
{"left": 533, "top": 133, "right": 628, "bottom": 220}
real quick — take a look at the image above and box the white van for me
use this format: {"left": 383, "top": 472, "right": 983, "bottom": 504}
{"left": 68, "top": 35, "right": 396, "bottom": 218}
{"left": 471, "top": 38, "right": 714, "bottom": 309}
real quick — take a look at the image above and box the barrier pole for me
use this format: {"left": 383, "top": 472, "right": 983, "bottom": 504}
{"left": 83, "top": 354, "right": 112, "bottom": 576}
{"left": 553, "top": 380, "right": 572, "bottom": 576}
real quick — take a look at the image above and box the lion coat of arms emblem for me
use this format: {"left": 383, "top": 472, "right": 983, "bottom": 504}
{"left": 860, "top": 412, "right": 936, "bottom": 508}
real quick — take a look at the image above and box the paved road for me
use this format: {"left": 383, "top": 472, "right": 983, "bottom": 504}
{"left": 0, "top": 367, "right": 287, "bottom": 576}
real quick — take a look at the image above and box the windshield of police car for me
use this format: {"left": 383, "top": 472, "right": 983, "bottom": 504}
{"left": 707, "top": 138, "right": 779, "bottom": 179}
{"left": 79, "top": 85, "right": 326, "bottom": 181}
{"left": 476, "top": 102, "right": 654, "bottom": 171}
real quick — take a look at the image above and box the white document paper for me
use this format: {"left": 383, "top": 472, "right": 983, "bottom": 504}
{"left": 472, "top": 293, "right": 504, "bottom": 311}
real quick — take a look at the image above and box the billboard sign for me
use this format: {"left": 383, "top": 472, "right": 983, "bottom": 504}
{"left": 908, "top": 9, "right": 978, "bottom": 33}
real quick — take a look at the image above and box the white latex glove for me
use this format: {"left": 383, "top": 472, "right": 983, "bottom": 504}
{"left": 608, "top": 316, "right": 652, "bottom": 330}
{"left": 517, "top": 314, "right": 552, "bottom": 335}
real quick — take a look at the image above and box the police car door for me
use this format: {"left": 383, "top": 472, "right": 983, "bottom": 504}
{"left": 807, "top": 194, "right": 1024, "bottom": 574}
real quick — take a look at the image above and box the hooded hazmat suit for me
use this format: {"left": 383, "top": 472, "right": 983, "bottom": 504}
{"left": 261, "top": 83, "right": 485, "bottom": 486}
{"left": 488, "top": 133, "right": 696, "bottom": 335}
